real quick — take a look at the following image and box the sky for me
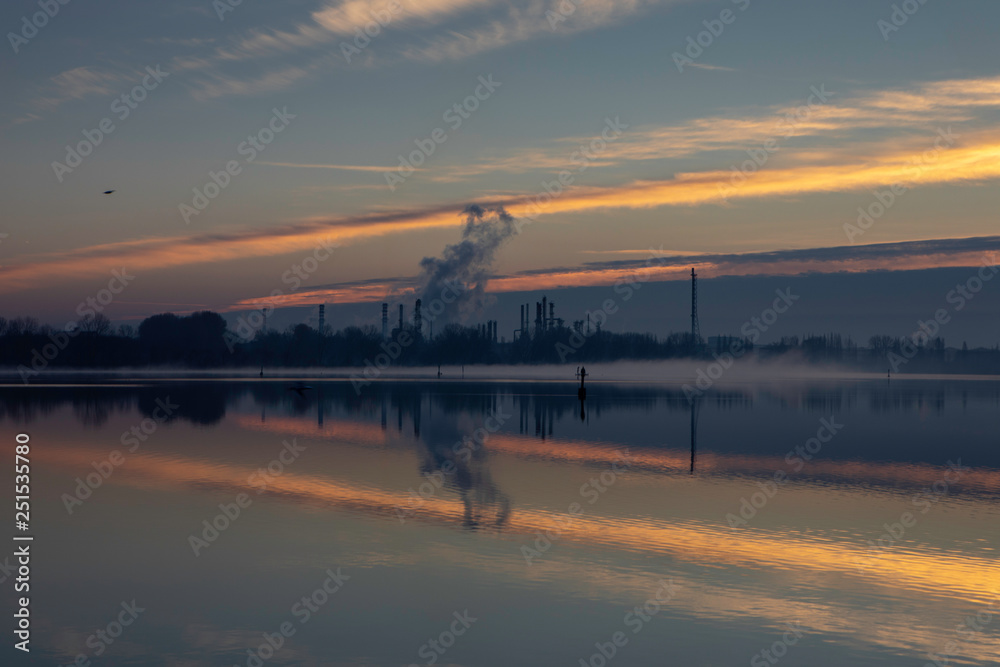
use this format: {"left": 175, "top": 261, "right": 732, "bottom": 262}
{"left": 2, "top": 0, "right": 999, "bottom": 344}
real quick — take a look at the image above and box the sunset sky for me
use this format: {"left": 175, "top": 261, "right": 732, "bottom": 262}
{"left": 3, "top": 0, "right": 999, "bottom": 342}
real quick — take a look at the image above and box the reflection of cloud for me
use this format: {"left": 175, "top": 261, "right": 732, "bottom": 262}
{"left": 231, "top": 414, "right": 1000, "bottom": 496}
{"left": 35, "top": 440, "right": 1000, "bottom": 617}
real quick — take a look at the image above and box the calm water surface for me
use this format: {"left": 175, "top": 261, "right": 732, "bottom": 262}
{"left": 2, "top": 377, "right": 998, "bottom": 666}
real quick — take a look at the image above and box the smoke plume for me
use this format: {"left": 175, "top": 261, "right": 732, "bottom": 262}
{"left": 418, "top": 205, "right": 515, "bottom": 324}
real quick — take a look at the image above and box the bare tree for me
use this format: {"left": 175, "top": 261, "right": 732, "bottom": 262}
{"left": 80, "top": 313, "right": 112, "bottom": 336}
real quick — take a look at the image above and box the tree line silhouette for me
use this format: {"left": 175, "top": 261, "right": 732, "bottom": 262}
{"left": 1, "top": 311, "right": 997, "bottom": 376}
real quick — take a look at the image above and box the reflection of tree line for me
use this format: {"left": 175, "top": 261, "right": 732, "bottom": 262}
{"left": 4, "top": 382, "right": 999, "bottom": 429}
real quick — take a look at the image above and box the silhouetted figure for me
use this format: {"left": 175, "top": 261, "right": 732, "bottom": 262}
{"left": 577, "top": 366, "right": 587, "bottom": 400}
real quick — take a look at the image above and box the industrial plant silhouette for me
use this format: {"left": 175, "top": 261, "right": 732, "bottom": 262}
{"left": 4, "top": 268, "right": 997, "bottom": 377}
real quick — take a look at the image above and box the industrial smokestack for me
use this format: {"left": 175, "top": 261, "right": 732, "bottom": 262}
{"left": 691, "top": 267, "right": 701, "bottom": 346}
{"left": 542, "top": 296, "right": 547, "bottom": 331}
{"left": 520, "top": 305, "right": 524, "bottom": 336}
{"left": 493, "top": 320, "right": 498, "bottom": 343}
{"left": 381, "top": 303, "right": 388, "bottom": 339}
{"left": 398, "top": 304, "right": 404, "bottom": 333}
{"left": 414, "top": 299, "right": 422, "bottom": 335}
{"left": 535, "top": 302, "right": 542, "bottom": 334}
{"left": 549, "top": 302, "right": 554, "bottom": 329}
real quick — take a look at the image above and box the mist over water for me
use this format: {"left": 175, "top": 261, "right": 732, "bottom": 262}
{"left": 8, "top": 355, "right": 993, "bottom": 384}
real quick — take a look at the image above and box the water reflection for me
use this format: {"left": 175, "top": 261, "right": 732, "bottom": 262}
{"left": 3, "top": 378, "right": 1000, "bottom": 666}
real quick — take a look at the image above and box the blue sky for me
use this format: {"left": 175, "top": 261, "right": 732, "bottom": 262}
{"left": 2, "top": 0, "right": 999, "bottom": 343}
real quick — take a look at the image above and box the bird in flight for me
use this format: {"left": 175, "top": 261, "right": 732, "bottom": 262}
{"left": 103, "top": 190, "right": 115, "bottom": 195}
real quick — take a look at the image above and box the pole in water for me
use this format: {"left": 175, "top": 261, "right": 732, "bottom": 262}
{"left": 577, "top": 366, "right": 587, "bottom": 400}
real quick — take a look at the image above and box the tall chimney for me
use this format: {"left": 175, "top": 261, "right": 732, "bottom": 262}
{"left": 535, "top": 302, "right": 542, "bottom": 334}
{"left": 414, "top": 299, "right": 422, "bottom": 335}
{"left": 542, "top": 296, "right": 547, "bottom": 331}
{"left": 549, "top": 302, "right": 554, "bottom": 329}
{"left": 520, "top": 305, "right": 524, "bottom": 335}
{"left": 381, "top": 303, "right": 388, "bottom": 339}
{"left": 398, "top": 304, "right": 404, "bottom": 333}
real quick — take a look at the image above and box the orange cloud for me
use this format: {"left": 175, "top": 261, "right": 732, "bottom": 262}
{"left": 5, "top": 124, "right": 1000, "bottom": 295}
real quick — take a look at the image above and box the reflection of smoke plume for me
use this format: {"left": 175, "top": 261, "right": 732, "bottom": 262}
{"left": 418, "top": 205, "right": 515, "bottom": 324}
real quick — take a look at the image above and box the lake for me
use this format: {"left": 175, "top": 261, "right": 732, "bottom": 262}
{"left": 2, "top": 373, "right": 998, "bottom": 666}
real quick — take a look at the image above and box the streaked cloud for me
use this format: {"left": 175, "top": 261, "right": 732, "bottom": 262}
{"left": 230, "top": 235, "right": 1000, "bottom": 308}
{"left": 171, "top": 0, "right": 680, "bottom": 98}
{"left": 5, "top": 130, "right": 1000, "bottom": 294}
{"left": 257, "top": 160, "right": 413, "bottom": 172}
{"left": 427, "top": 75, "right": 1000, "bottom": 181}
{"left": 28, "top": 66, "right": 122, "bottom": 112}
